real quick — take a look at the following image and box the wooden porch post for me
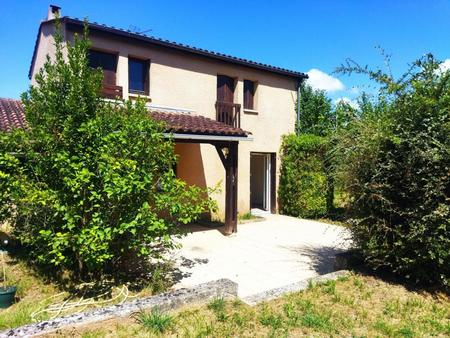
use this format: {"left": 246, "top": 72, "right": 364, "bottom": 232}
{"left": 215, "top": 141, "right": 238, "bottom": 234}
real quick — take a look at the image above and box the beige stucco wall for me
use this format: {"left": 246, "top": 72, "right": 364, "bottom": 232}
{"left": 31, "top": 23, "right": 298, "bottom": 219}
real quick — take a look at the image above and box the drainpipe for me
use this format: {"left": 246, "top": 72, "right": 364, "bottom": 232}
{"left": 296, "top": 80, "right": 302, "bottom": 135}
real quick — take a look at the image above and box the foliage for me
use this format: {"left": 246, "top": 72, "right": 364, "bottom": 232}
{"left": 279, "top": 134, "right": 332, "bottom": 218}
{"left": 334, "top": 54, "right": 450, "bottom": 288}
{"left": 296, "top": 84, "right": 334, "bottom": 136}
{"left": 0, "top": 21, "right": 215, "bottom": 281}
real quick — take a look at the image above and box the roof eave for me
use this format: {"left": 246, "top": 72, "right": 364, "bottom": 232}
{"left": 32, "top": 17, "right": 307, "bottom": 80}
{"left": 164, "top": 133, "right": 253, "bottom": 142}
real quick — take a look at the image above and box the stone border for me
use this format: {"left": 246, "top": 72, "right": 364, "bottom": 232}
{"left": 242, "top": 270, "right": 350, "bottom": 305}
{"left": 0, "top": 279, "right": 237, "bottom": 338}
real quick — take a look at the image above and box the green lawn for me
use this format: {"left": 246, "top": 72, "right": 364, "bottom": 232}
{"left": 45, "top": 274, "right": 450, "bottom": 338}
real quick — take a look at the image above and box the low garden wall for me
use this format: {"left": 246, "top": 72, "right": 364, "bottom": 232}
{"left": 0, "top": 279, "right": 238, "bottom": 338}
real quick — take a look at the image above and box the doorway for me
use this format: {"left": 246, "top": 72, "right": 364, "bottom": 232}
{"left": 250, "top": 152, "right": 276, "bottom": 212}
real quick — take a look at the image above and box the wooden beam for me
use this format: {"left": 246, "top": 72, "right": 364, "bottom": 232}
{"left": 215, "top": 145, "right": 228, "bottom": 169}
{"left": 224, "top": 142, "right": 238, "bottom": 234}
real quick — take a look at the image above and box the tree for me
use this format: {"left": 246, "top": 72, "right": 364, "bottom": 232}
{"left": 0, "top": 21, "right": 215, "bottom": 281}
{"left": 334, "top": 54, "right": 450, "bottom": 288}
{"left": 296, "top": 84, "right": 334, "bottom": 136}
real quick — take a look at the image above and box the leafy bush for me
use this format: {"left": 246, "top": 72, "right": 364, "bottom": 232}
{"left": 0, "top": 22, "right": 215, "bottom": 280}
{"left": 335, "top": 54, "right": 450, "bottom": 288}
{"left": 279, "top": 134, "right": 332, "bottom": 218}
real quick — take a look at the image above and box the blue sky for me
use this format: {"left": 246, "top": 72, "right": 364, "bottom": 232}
{"left": 1, "top": 0, "right": 450, "bottom": 103}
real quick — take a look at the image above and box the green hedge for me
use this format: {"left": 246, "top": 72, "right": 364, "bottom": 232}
{"left": 335, "top": 55, "right": 450, "bottom": 288}
{"left": 278, "top": 134, "right": 332, "bottom": 218}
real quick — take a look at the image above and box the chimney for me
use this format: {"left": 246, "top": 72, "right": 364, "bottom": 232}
{"left": 47, "top": 5, "right": 61, "bottom": 20}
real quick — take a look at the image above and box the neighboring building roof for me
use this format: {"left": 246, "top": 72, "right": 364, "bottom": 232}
{"left": 0, "top": 98, "right": 28, "bottom": 132}
{"left": 29, "top": 16, "right": 308, "bottom": 81}
{"left": 0, "top": 98, "right": 250, "bottom": 137}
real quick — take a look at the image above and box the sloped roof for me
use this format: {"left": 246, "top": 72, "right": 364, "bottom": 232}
{"left": 29, "top": 17, "right": 308, "bottom": 81}
{"left": 0, "top": 98, "right": 28, "bottom": 131}
{"left": 0, "top": 98, "right": 249, "bottom": 137}
{"left": 151, "top": 110, "right": 248, "bottom": 137}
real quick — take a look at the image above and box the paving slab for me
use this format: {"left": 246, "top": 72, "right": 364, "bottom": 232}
{"left": 172, "top": 214, "right": 351, "bottom": 298}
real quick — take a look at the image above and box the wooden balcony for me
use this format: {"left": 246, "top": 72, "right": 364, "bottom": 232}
{"left": 101, "top": 83, "right": 123, "bottom": 99}
{"left": 215, "top": 101, "right": 241, "bottom": 128}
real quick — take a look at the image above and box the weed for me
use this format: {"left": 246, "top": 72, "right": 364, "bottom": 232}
{"left": 283, "top": 303, "right": 300, "bottom": 326}
{"left": 135, "top": 308, "right": 174, "bottom": 334}
{"left": 396, "top": 326, "right": 415, "bottom": 338}
{"left": 207, "top": 297, "right": 228, "bottom": 321}
{"left": 238, "top": 212, "right": 256, "bottom": 221}
{"left": 300, "top": 310, "right": 333, "bottom": 332}
{"left": 373, "top": 320, "right": 394, "bottom": 336}
{"left": 259, "top": 306, "right": 284, "bottom": 330}
{"left": 207, "top": 297, "right": 226, "bottom": 313}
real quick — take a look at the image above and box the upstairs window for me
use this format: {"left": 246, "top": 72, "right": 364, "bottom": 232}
{"left": 88, "top": 50, "right": 117, "bottom": 85}
{"left": 129, "top": 58, "right": 149, "bottom": 95}
{"left": 244, "top": 80, "right": 255, "bottom": 110}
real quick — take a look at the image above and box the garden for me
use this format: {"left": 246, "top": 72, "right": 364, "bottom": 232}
{"left": 0, "top": 21, "right": 449, "bottom": 337}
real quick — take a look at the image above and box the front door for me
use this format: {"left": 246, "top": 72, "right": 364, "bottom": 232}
{"left": 250, "top": 153, "right": 276, "bottom": 212}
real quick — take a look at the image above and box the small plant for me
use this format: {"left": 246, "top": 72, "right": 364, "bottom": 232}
{"left": 207, "top": 298, "right": 226, "bottom": 313}
{"left": 207, "top": 298, "right": 227, "bottom": 322}
{"left": 238, "top": 212, "right": 258, "bottom": 221}
{"left": 300, "top": 311, "right": 332, "bottom": 332}
{"left": 135, "top": 308, "right": 174, "bottom": 334}
{"left": 283, "top": 303, "right": 300, "bottom": 326}
{"left": 259, "top": 306, "right": 284, "bottom": 330}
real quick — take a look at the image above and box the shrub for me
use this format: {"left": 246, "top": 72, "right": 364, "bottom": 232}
{"left": 0, "top": 21, "right": 215, "bottom": 281}
{"left": 335, "top": 54, "right": 450, "bottom": 288}
{"left": 279, "top": 134, "right": 333, "bottom": 218}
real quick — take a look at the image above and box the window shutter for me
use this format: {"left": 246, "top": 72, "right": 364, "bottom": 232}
{"left": 244, "top": 80, "right": 254, "bottom": 110}
{"left": 217, "top": 75, "right": 235, "bottom": 103}
{"left": 88, "top": 50, "right": 117, "bottom": 85}
{"left": 144, "top": 60, "right": 150, "bottom": 95}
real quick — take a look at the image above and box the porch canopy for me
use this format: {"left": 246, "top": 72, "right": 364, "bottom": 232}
{"left": 0, "top": 98, "right": 251, "bottom": 234}
{"left": 151, "top": 108, "right": 252, "bottom": 234}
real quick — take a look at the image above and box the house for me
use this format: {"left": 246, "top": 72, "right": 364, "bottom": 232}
{"left": 1, "top": 5, "right": 307, "bottom": 234}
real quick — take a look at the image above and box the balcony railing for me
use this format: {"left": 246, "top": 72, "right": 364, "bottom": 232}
{"left": 215, "top": 101, "right": 241, "bottom": 128}
{"left": 101, "top": 84, "right": 123, "bottom": 99}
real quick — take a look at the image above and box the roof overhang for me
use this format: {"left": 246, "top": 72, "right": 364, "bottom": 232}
{"left": 164, "top": 133, "right": 252, "bottom": 142}
{"left": 29, "top": 17, "right": 308, "bottom": 81}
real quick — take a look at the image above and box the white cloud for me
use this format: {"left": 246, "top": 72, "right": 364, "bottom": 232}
{"left": 306, "top": 68, "right": 345, "bottom": 92}
{"left": 334, "top": 97, "right": 359, "bottom": 110}
{"left": 439, "top": 59, "right": 450, "bottom": 73}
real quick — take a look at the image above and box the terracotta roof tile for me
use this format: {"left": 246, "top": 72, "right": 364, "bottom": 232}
{"left": 151, "top": 111, "right": 249, "bottom": 137}
{"left": 0, "top": 98, "right": 250, "bottom": 137}
{"left": 0, "top": 98, "right": 27, "bottom": 132}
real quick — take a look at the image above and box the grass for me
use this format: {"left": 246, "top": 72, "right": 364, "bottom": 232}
{"left": 44, "top": 273, "right": 450, "bottom": 337}
{"left": 0, "top": 253, "right": 61, "bottom": 330}
{"left": 0, "top": 250, "right": 172, "bottom": 331}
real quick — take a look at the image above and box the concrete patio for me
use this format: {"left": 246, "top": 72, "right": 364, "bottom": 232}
{"left": 172, "top": 214, "right": 351, "bottom": 298}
